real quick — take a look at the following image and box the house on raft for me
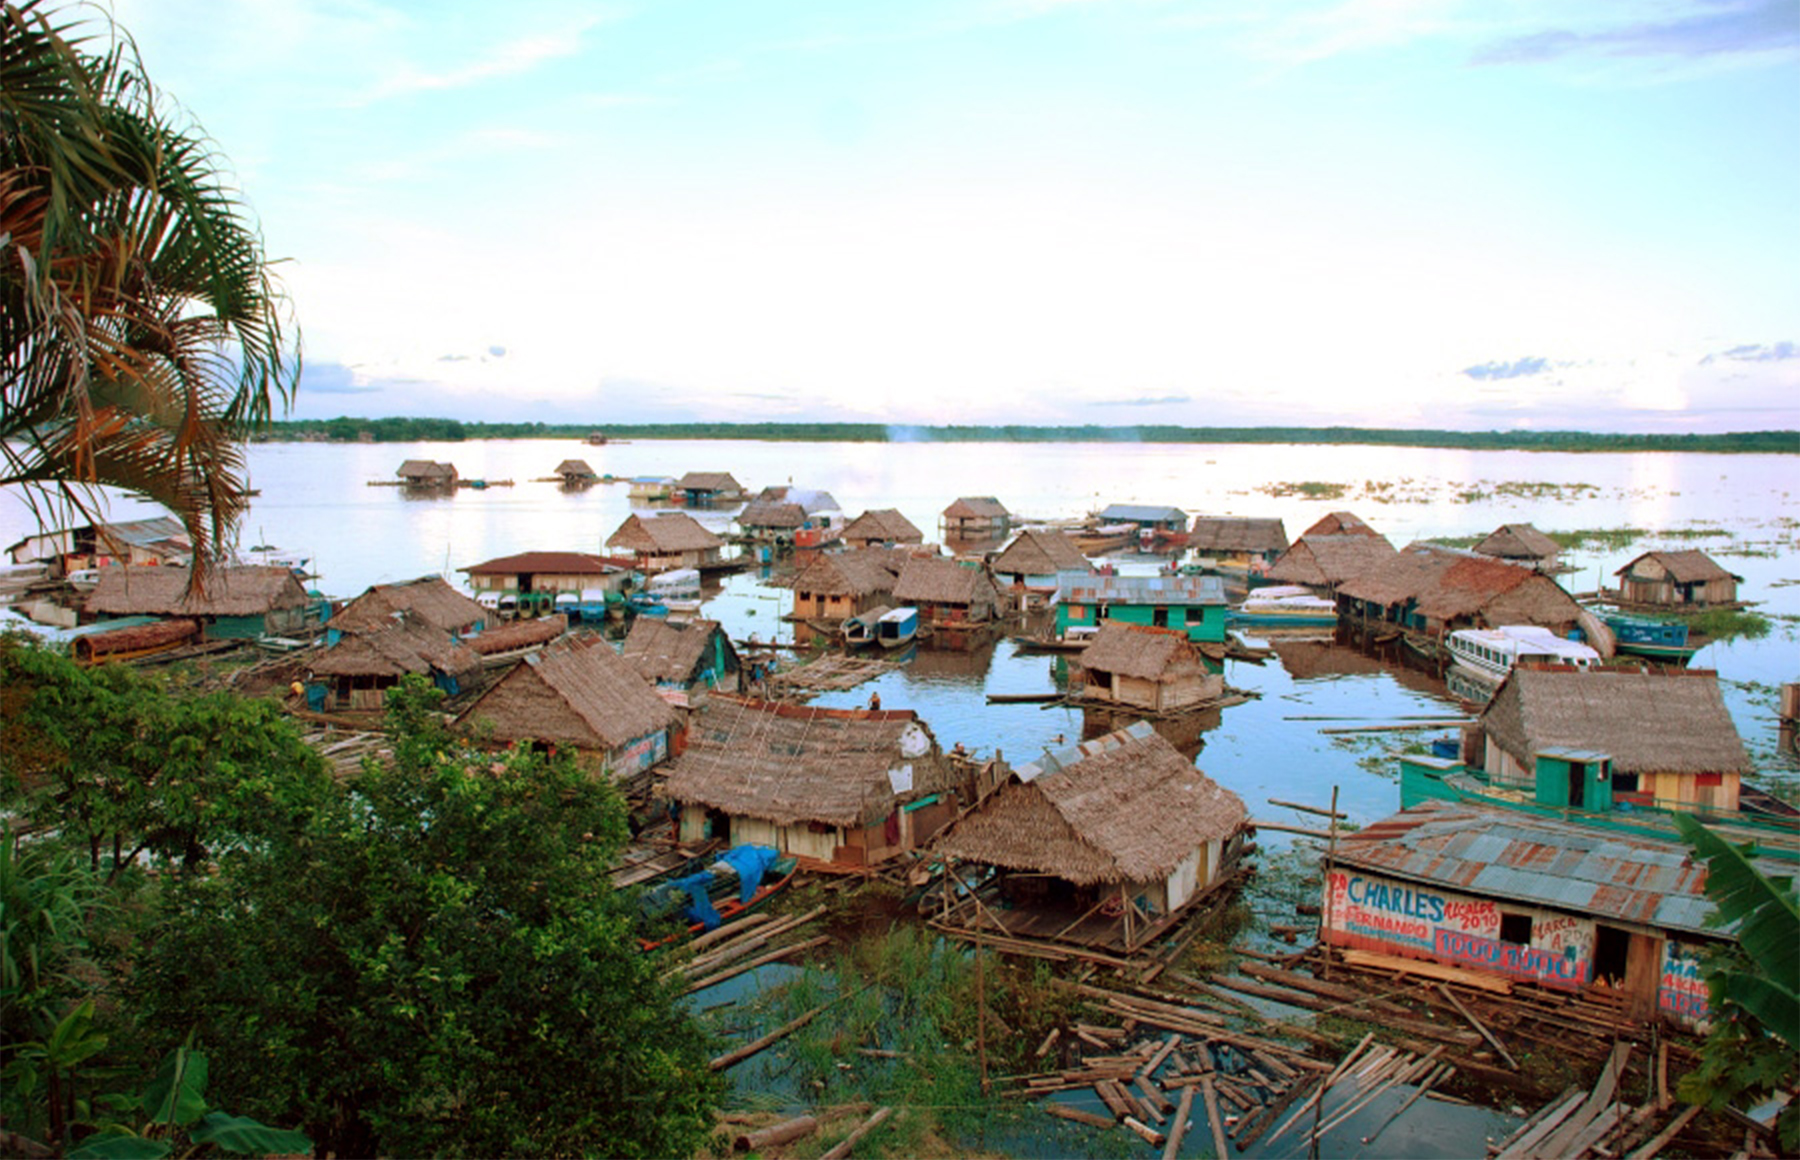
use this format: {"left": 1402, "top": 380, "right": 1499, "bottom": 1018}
{"left": 737, "top": 487, "right": 841, "bottom": 548}
{"left": 660, "top": 695, "right": 961, "bottom": 868}
{"left": 989, "top": 529, "right": 1094, "bottom": 611}
{"left": 1094, "top": 504, "right": 1189, "bottom": 547}
{"left": 328, "top": 576, "right": 488, "bottom": 643}
{"left": 627, "top": 475, "right": 675, "bottom": 501}
{"left": 606, "top": 512, "right": 725, "bottom": 573}
{"left": 892, "top": 556, "right": 1003, "bottom": 633}
{"left": 1054, "top": 573, "right": 1228, "bottom": 644}
{"left": 1072, "top": 623, "right": 1224, "bottom": 713}
{"left": 673, "top": 471, "right": 745, "bottom": 506}
{"left": 455, "top": 639, "right": 678, "bottom": 786}
{"left": 1320, "top": 798, "right": 1774, "bottom": 1025}
{"left": 305, "top": 612, "right": 483, "bottom": 711}
{"left": 621, "top": 616, "right": 741, "bottom": 699}
{"left": 458, "top": 551, "right": 632, "bottom": 620}
{"left": 790, "top": 547, "right": 908, "bottom": 621}
{"left": 1186, "top": 517, "right": 1288, "bottom": 575}
{"left": 1334, "top": 544, "right": 1588, "bottom": 640}
{"left": 9, "top": 516, "right": 191, "bottom": 575}
{"left": 85, "top": 565, "right": 322, "bottom": 640}
{"left": 1613, "top": 549, "right": 1743, "bottom": 610}
{"left": 841, "top": 509, "right": 925, "bottom": 549}
{"left": 940, "top": 496, "right": 1010, "bottom": 539}
{"left": 1263, "top": 533, "right": 1398, "bottom": 595}
{"left": 554, "top": 458, "right": 599, "bottom": 485}
{"left": 397, "top": 459, "right": 458, "bottom": 489}
{"left": 928, "top": 722, "right": 1250, "bottom": 954}
{"left": 1473, "top": 523, "right": 1564, "bottom": 573}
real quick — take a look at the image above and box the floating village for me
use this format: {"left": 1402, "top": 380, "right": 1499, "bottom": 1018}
{"left": 3, "top": 450, "right": 1797, "bottom": 1159}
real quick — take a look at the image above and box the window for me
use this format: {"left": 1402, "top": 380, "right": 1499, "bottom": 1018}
{"left": 1498, "top": 913, "right": 1533, "bottom": 946}
{"left": 1612, "top": 771, "right": 1640, "bottom": 794}
{"left": 1153, "top": 608, "right": 1170, "bottom": 627}
{"left": 1186, "top": 607, "right": 1206, "bottom": 625}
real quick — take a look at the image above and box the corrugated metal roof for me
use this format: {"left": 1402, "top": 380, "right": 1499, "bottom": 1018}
{"left": 1058, "top": 574, "right": 1226, "bottom": 606}
{"left": 1098, "top": 504, "right": 1187, "bottom": 523}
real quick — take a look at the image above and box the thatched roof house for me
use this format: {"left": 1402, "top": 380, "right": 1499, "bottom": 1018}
{"left": 1474, "top": 523, "right": 1562, "bottom": 570}
{"left": 1074, "top": 623, "right": 1223, "bottom": 712}
{"left": 892, "top": 557, "right": 1001, "bottom": 625}
{"left": 622, "top": 616, "right": 740, "bottom": 693}
{"left": 990, "top": 530, "right": 1094, "bottom": 593}
{"left": 10, "top": 516, "right": 192, "bottom": 571}
{"left": 1055, "top": 574, "right": 1229, "bottom": 644}
{"left": 791, "top": 547, "right": 908, "bottom": 620}
{"left": 930, "top": 722, "right": 1248, "bottom": 952}
{"left": 1187, "top": 517, "right": 1288, "bottom": 570}
{"left": 1300, "top": 511, "right": 1379, "bottom": 538}
{"left": 1478, "top": 667, "right": 1750, "bottom": 810}
{"left": 86, "top": 565, "right": 316, "bottom": 639}
{"left": 397, "top": 459, "right": 457, "bottom": 487}
{"left": 606, "top": 512, "right": 724, "bottom": 572}
{"left": 1264, "top": 534, "right": 1398, "bottom": 591}
{"left": 329, "top": 576, "right": 488, "bottom": 639}
{"left": 456, "top": 639, "right": 678, "bottom": 780}
{"left": 662, "top": 695, "right": 958, "bottom": 865}
{"left": 459, "top": 551, "right": 631, "bottom": 596}
{"left": 555, "top": 458, "right": 598, "bottom": 482}
{"left": 941, "top": 496, "right": 1010, "bottom": 534}
{"left": 674, "top": 471, "right": 744, "bottom": 503}
{"left": 737, "top": 499, "right": 808, "bottom": 533}
{"left": 1614, "top": 550, "right": 1742, "bottom": 608}
{"left": 842, "top": 509, "right": 924, "bottom": 548}
{"left": 1336, "top": 545, "right": 1582, "bottom": 635}
{"left": 307, "top": 613, "right": 483, "bottom": 710}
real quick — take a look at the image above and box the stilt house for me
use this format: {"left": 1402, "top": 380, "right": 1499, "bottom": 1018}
{"left": 1614, "top": 550, "right": 1742, "bottom": 609}
{"left": 841, "top": 509, "right": 925, "bottom": 548}
{"left": 622, "top": 616, "right": 741, "bottom": 697}
{"left": 989, "top": 530, "right": 1094, "bottom": 610}
{"left": 1474, "top": 523, "right": 1563, "bottom": 573}
{"left": 940, "top": 497, "right": 1010, "bottom": 537}
{"left": 1186, "top": 517, "right": 1288, "bottom": 574}
{"left": 555, "top": 459, "right": 598, "bottom": 483}
{"left": 9, "top": 516, "right": 191, "bottom": 573}
{"left": 606, "top": 512, "right": 724, "bottom": 573}
{"left": 1264, "top": 534, "right": 1398, "bottom": 594}
{"left": 1073, "top": 623, "right": 1224, "bottom": 712}
{"left": 791, "top": 547, "right": 908, "bottom": 620}
{"left": 674, "top": 471, "right": 745, "bottom": 505}
{"left": 1299, "top": 511, "right": 1380, "bottom": 538}
{"left": 306, "top": 612, "right": 483, "bottom": 710}
{"left": 1335, "top": 545, "right": 1583, "bottom": 637}
{"left": 459, "top": 552, "right": 631, "bottom": 599}
{"left": 328, "top": 576, "right": 487, "bottom": 642}
{"left": 892, "top": 557, "right": 1002, "bottom": 628}
{"left": 397, "top": 460, "right": 458, "bottom": 488}
{"left": 1054, "top": 574, "right": 1228, "bottom": 644}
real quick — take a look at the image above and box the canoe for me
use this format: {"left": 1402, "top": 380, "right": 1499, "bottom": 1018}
{"left": 637, "top": 846, "right": 800, "bottom": 951}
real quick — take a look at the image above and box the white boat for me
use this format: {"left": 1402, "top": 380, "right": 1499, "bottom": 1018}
{"left": 647, "top": 568, "right": 703, "bottom": 614}
{"left": 1228, "top": 585, "right": 1338, "bottom": 626}
{"left": 876, "top": 606, "right": 918, "bottom": 649}
{"left": 239, "top": 544, "right": 310, "bottom": 574}
{"left": 843, "top": 604, "right": 892, "bottom": 648}
{"left": 1446, "top": 624, "right": 1600, "bottom": 694}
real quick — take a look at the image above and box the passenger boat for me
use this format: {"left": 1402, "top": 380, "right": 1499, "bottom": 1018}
{"left": 1444, "top": 624, "right": 1601, "bottom": 703}
{"left": 637, "top": 846, "right": 799, "bottom": 950}
{"left": 239, "top": 544, "right": 310, "bottom": 575}
{"left": 877, "top": 606, "right": 919, "bottom": 649}
{"left": 645, "top": 568, "right": 703, "bottom": 614}
{"left": 842, "top": 604, "right": 891, "bottom": 648}
{"left": 1602, "top": 612, "right": 1701, "bottom": 663}
{"left": 1226, "top": 585, "right": 1337, "bottom": 627}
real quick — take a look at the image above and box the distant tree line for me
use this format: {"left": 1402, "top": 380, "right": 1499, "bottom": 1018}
{"left": 263, "top": 419, "right": 1799, "bottom": 453}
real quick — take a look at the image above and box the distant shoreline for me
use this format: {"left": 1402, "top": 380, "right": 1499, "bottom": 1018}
{"left": 258, "top": 420, "right": 1800, "bottom": 454}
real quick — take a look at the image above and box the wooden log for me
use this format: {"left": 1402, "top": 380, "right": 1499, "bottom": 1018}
{"left": 709, "top": 989, "right": 858, "bottom": 1072}
{"left": 1339, "top": 948, "right": 1513, "bottom": 993}
{"left": 1266, "top": 797, "right": 1349, "bottom": 819}
{"left": 1121, "top": 1116, "right": 1166, "bottom": 1147}
{"left": 1162, "top": 1084, "right": 1197, "bottom": 1160}
{"left": 1209, "top": 976, "right": 1478, "bottom": 1047}
{"left": 1237, "top": 961, "right": 1416, "bottom": 1017}
{"left": 1044, "top": 1102, "right": 1114, "bottom": 1130}
{"left": 1626, "top": 1104, "right": 1702, "bottom": 1160}
{"left": 1141, "top": 1034, "right": 1182, "bottom": 1078}
{"left": 1235, "top": 1076, "right": 1313, "bottom": 1150}
{"left": 1361, "top": 1062, "right": 1452, "bottom": 1146}
{"left": 820, "top": 1106, "right": 893, "bottom": 1160}
{"left": 1319, "top": 720, "right": 1472, "bottom": 734}
{"left": 688, "top": 911, "right": 775, "bottom": 953}
{"left": 1251, "top": 821, "right": 1336, "bottom": 839}
{"left": 1036, "top": 1027, "right": 1062, "bottom": 1059}
{"left": 1136, "top": 1074, "right": 1176, "bottom": 1115}
{"left": 1435, "top": 982, "right": 1519, "bottom": 1070}
{"left": 734, "top": 1115, "right": 819, "bottom": 1151}
{"left": 1201, "top": 1075, "right": 1231, "bottom": 1160}
{"left": 1094, "top": 1081, "right": 1135, "bottom": 1121}
{"left": 683, "top": 936, "right": 831, "bottom": 994}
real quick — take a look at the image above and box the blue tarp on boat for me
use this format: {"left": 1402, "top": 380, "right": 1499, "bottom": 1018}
{"left": 716, "top": 844, "right": 781, "bottom": 904}
{"left": 665, "top": 844, "right": 782, "bottom": 930}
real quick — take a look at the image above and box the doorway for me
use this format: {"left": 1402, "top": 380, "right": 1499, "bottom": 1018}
{"left": 1593, "top": 924, "right": 1630, "bottom": 985}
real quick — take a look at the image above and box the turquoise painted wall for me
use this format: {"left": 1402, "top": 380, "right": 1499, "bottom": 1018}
{"left": 1055, "top": 601, "right": 1226, "bottom": 643}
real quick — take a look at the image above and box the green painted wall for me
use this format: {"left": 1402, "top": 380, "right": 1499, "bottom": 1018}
{"left": 1055, "top": 601, "right": 1226, "bottom": 643}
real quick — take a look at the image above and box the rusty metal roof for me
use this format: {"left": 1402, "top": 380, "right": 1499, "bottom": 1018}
{"left": 1332, "top": 800, "right": 1775, "bottom": 938}
{"left": 1058, "top": 574, "right": 1226, "bottom": 606}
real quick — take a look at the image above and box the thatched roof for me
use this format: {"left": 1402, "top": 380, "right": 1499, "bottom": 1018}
{"left": 1300, "top": 511, "right": 1379, "bottom": 538}
{"left": 893, "top": 556, "right": 1000, "bottom": 607}
{"left": 1077, "top": 623, "right": 1208, "bottom": 682}
{"left": 933, "top": 722, "right": 1245, "bottom": 885}
{"left": 329, "top": 576, "right": 488, "bottom": 635}
{"left": 660, "top": 694, "right": 949, "bottom": 827}
{"left": 991, "top": 529, "right": 1093, "bottom": 577}
{"left": 1338, "top": 545, "right": 1582, "bottom": 626}
{"left": 622, "top": 617, "right": 732, "bottom": 683}
{"left": 738, "top": 500, "right": 808, "bottom": 529}
{"left": 1476, "top": 523, "right": 1560, "bottom": 560}
{"left": 606, "top": 512, "right": 723, "bottom": 553}
{"left": 1265, "top": 534, "right": 1398, "bottom": 588}
{"left": 397, "top": 459, "right": 455, "bottom": 480}
{"left": 465, "top": 614, "right": 568, "bottom": 656}
{"left": 756, "top": 485, "right": 838, "bottom": 513}
{"left": 842, "top": 509, "right": 924, "bottom": 544}
{"left": 457, "top": 639, "right": 676, "bottom": 750}
{"left": 791, "top": 547, "right": 907, "bottom": 598}
{"left": 555, "top": 459, "right": 596, "bottom": 477}
{"left": 460, "top": 552, "right": 628, "bottom": 578}
{"left": 675, "top": 471, "right": 741, "bottom": 492}
{"left": 1616, "top": 549, "right": 1742, "bottom": 584}
{"left": 1481, "top": 667, "right": 1750, "bottom": 777}
{"left": 86, "top": 565, "right": 310, "bottom": 617}
{"left": 1188, "top": 517, "right": 1288, "bottom": 554}
{"left": 310, "top": 613, "right": 482, "bottom": 679}
{"left": 943, "top": 496, "right": 1009, "bottom": 519}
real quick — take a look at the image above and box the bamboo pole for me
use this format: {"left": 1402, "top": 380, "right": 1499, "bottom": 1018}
{"left": 1200, "top": 1075, "right": 1230, "bottom": 1160}
{"left": 819, "top": 1106, "right": 892, "bottom": 1160}
{"left": 1162, "top": 1083, "right": 1196, "bottom": 1160}
{"left": 682, "top": 936, "right": 831, "bottom": 994}
{"left": 1322, "top": 784, "right": 1339, "bottom": 980}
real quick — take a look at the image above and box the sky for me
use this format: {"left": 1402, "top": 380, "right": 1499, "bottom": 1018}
{"left": 106, "top": 0, "right": 1800, "bottom": 432}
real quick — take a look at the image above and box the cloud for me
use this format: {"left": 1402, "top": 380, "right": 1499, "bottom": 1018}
{"left": 1089, "top": 395, "right": 1193, "bottom": 407}
{"left": 1462, "top": 356, "right": 1551, "bottom": 381}
{"left": 297, "top": 361, "right": 381, "bottom": 394}
{"left": 1701, "top": 340, "right": 1799, "bottom": 364}
{"left": 359, "top": 27, "right": 600, "bottom": 104}
{"left": 1473, "top": 0, "right": 1800, "bottom": 65}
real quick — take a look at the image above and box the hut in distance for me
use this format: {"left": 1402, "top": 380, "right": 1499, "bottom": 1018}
{"left": 1613, "top": 549, "right": 1743, "bottom": 610}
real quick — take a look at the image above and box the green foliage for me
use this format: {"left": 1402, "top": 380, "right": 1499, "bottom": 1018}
{"left": 63, "top": 1047, "right": 312, "bottom": 1159}
{"left": 1689, "top": 608, "right": 1771, "bottom": 642}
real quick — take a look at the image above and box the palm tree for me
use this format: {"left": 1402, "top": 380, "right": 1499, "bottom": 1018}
{"left": 1, "top": 0, "right": 298, "bottom": 578}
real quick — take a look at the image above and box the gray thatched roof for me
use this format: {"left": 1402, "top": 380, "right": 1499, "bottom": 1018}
{"left": 555, "top": 459, "right": 596, "bottom": 477}
{"left": 606, "top": 512, "right": 723, "bottom": 552}
{"left": 1264, "top": 534, "right": 1397, "bottom": 587}
{"left": 675, "top": 471, "right": 741, "bottom": 492}
{"left": 1482, "top": 667, "right": 1750, "bottom": 777}
{"left": 991, "top": 530, "right": 1093, "bottom": 577}
{"left": 86, "top": 565, "right": 310, "bottom": 617}
{"left": 457, "top": 639, "right": 676, "bottom": 750}
{"left": 329, "top": 576, "right": 488, "bottom": 635}
{"left": 738, "top": 500, "right": 808, "bottom": 529}
{"left": 1338, "top": 545, "right": 1581, "bottom": 625}
{"left": 791, "top": 547, "right": 907, "bottom": 598}
{"left": 397, "top": 459, "right": 455, "bottom": 480}
{"left": 1077, "top": 623, "right": 1207, "bottom": 682}
{"left": 622, "top": 617, "right": 731, "bottom": 683}
{"left": 310, "top": 613, "right": 481, "bottom": 679}
{"left": 1617, "top": 549, "right": 1742, "bottom": 584}
{"left": 843, "top": 509, "right": 924, "bottom": 544}
{"left": 943, "top": 496, "right": 1009, "bottom": 519}
{"left": 893, "top": 556, "right": 1000, "bottom": 607}
{"left": 1300, "top": 511, "right": 1379, "bottom": 538}
{"left": 933, "top": 722, "right": 1245, "bottom": 885}
{"left": 1188, "top": 517, "right": 1288, "bottom": 554}
{"left": 1475, "top": 523, "right": 1560, "bottom": 560}
{"left": 660, "top": 695, "right": 949, "bottom": 827}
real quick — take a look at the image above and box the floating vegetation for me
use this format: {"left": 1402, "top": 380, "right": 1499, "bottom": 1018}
{"left": 1544, "top": 527, "right": 1650, "bottom": 551}
{"left": 1259, "top": 480, "right": 1350, "bottom": 500}
{"left": 1690, "top": 608, "right": 1771, "bottom": 642}
{"left": 1660, "top": 526, "right": 1734, "bottom": 540}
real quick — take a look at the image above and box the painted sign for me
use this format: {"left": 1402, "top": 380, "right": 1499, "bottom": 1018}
{"left": 1658, "top": 940, "right": 1711, "bottom": 1026}
{"left": 1325, "top": 869, "right": 1592, "bottom": 989}
{"left": 612, "top": 730, "right": 668, "bottom": 777}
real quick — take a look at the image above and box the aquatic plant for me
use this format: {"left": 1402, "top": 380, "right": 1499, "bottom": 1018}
{"left": 1690, "top": 608, "right": 1771, "bottom": 642}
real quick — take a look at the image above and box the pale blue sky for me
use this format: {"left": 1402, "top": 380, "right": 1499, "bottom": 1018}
{"left": 109, "top": 0, "right": 1800, "bottom": 430}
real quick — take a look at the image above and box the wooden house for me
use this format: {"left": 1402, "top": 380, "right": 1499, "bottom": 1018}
{"left": 328, "top": 576, "right": 488, "bottom": 642}
{"left": 989, "top": 530, "right": 1094, "bottom": 610}
{"left": 1474, "top": 523, "right": 1563, "bottom": 573}
{"left": 737, "top": 488, "right": 841, "bottom": 547}
{"left": 674, "top": 471, "right": 745, "bottom": 505}
{"left": 1321, "top": 799, "right": 1760, "bottom": 1025}
{"left": 397, "top": 459, "right": 458, "bottom": 488}
{"left": 306, "top": 612, "right": 483, "bottom": 710}
{"left": 627, "top": 475, "right": 675, "bottom": 501}
{"left": 1095, "top": 503, "right": 1187, "bottom": 539}
{"left": 1186, "top": 517, "right": 1288, "bottom": 574}
{"left": 85, "top": 565, "right": 319, "bottom": 640}
{"left": 940, "top": 496, "right": 1010, "bottom": 537}
{"left": 1475, "top": 667, "right": 1751, "bottom": 813}
{"left": 459, "top": 551, "right": 631, "bottom": 599}
{"left": 554, "top": 458, "right": 598, "bottom": 484}
{"left": 621, "top": 616, "right": 741, "bottom": 696}
{"left": 1264, "top": 534, "right": 1398, "bottom": 593}
{"left": 1614, "top": 550, "right": 1742, "bottom": 609}
{"left": 1055, "top": 574, "right": 1228, "bottom": 644}
{"left": 606, "top": 512, "right": 724, "bottom": 573}
{"left": 1299, "top": 511, "right": 1380, "bottom": 538}
{"left": 456, "top": 639, "right": 678, "bottom": 783}
{"left": 791, "top": 548, "right": 908, "bottom": 621}
{"left": 8, "top": 516, "right": 191, "bottom": 574}
{"left": 1073, "top": 623, "right": 1224, "bottom": 713}
{"left": 892, "top": 557, "right": 1002, "bottom": 630}
{"left": 929, "top": 722, "right": 1249, "bottom": 954}
{"left": 661, "top": 695, "right": 960, "bottom": 867}
{"left": 841, "top": 509, "right": 924, "bottom": 548}
{"left": 1335, "top": 545, "right": 1584, "bottom": 638}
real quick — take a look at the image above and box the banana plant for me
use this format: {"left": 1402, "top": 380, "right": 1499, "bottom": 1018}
{"left": 67, "top": 1047, "right": 311, "bottom": 1160}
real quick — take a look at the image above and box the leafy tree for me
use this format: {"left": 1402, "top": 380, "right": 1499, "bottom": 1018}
{"left": 130, "top": 677, "right": 721, "bottom": 1157}
{"left": 1, "top": 0, "right": 298, "bottom": 574}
